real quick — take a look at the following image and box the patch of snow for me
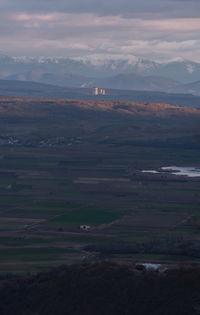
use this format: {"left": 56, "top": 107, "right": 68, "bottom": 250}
{"left": 186, "top": 64, "right": 195, "bottom": 74}
{"left": 159, "top": 57, "right": 186, "bottom": 64}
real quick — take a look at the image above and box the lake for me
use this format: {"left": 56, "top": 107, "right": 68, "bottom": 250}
{"left": 142, "top": 166, "right": 200, "bottom": 178}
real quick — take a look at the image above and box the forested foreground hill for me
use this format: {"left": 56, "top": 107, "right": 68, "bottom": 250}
{"left": 0, "top": 262, "right": 200, "bottom": 315}
{"left": 1, "top": 96, "right": 200, "bottom": 118}
{"left": 1, "top": 96, "right": 200, "bottom": 145}
{"left": 1, "top": 96, "right": 200, "bottom": 148}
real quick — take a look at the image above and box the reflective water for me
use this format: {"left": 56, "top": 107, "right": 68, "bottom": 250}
{"left": 161, "top": 166, "right": 200, "bottom": 177}
{"left": 142, "top": 166, "right": 200, "bottom": 177}
{"left": 142, "top": 170, "right": 160, "bottom": 174}
{"left": 140, "top": 263, "right": 161, "bottom": 270}
{"left": 135, "top": 263, "right": 176, "bottom": 272}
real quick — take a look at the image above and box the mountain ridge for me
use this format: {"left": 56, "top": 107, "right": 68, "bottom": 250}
{"left": 0, "top": 79, "right": 200, "bottom": 109}
{"left": 1, "top": 54, "right": 200, "bottom": 83}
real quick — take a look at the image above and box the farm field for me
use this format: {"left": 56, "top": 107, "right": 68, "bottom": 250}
{"left": 0, "top": 97, "right": 200, "bottom": 273}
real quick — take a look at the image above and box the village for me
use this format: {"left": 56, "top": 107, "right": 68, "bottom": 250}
{"left": 0, "top": 136, "right": 85, "bottom": 147}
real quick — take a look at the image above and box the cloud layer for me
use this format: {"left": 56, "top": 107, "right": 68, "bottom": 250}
{"left": 2, "top": 0, "right": 200, "bottom": 18}
{"left": 1, "top": 0, "right": 200, "bottom": 61}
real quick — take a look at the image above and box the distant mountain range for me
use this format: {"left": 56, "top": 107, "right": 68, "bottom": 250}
{"left": 171, "top": 80, "right": 200, "bottom": 96}
{"left": 1, "top": 79, "right": 200, "bottom": 109}
{"left": 0, "top": 54, "right": 200, "bottom": 95}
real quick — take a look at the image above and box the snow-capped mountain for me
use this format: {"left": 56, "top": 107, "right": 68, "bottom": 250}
{"left": 1, "top": 54, "right": 200, "bottom": 93}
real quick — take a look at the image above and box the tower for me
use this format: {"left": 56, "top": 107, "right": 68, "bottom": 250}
{"left": 93, "top": 87, "right": 99, "bottom": 95}
{"left": 100, "top": 88, "right": 106, "bottom": 95}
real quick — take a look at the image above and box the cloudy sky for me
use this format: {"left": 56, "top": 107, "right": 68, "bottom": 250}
{"left": 1, "top": 0, "right": 200, "bottom": 61}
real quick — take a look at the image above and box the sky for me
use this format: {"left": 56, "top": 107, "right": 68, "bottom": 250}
{"left": 1, "top": 0, "right": 200, "bottom": 61}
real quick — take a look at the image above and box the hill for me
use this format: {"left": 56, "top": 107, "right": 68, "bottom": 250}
{"left": 91, "top": 73, "right": 180, "bottom": 92}
{"left": 4, "top": 71, "right": 180, "bottom": 92}
{"left": 171, "top": 80, "right": 200, "bottom": 96}
{"left": 1, "top": 79, "right": 200, "bottom": 109}
{"left": 1, "top": 96, "right": 200, "bottom": 120}
{"left": 0, "top": 262, "right": 200, "bottom": 315}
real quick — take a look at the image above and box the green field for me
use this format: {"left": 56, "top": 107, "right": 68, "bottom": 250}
{"left": 48, "top": 208, "right": 122, "bottom": 226}
{"left": 0, "top": 97, "right": 200, "bottom": 273}
{"left": 0, "top": 247, "right": 73, "bottom": 262}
